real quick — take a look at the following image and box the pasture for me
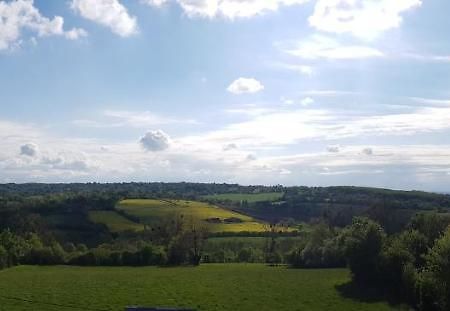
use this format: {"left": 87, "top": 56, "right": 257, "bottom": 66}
{"left": 88, "top": 211, "right": 143, "bottom": 232}
{"left": 0, "top": 265, "right": 404, "bottom": 311}
{"left": 202, "top": 192, "right": 284, "bottom": 203}
{"left": 115, "top": 199, "right": 267, "bottom": 233}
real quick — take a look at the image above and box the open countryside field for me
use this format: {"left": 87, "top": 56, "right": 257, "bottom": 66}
{"left": 88, "top": 211, "right": 144, "bottom": 232}
{"left": 202, "top": 192, "right": 284, "bottom": 203}
{"left": 0, "top": 265, "right": 404, "bottom": 311}
{"left": 116, "top": 199, "right": 267, "bottom": 233}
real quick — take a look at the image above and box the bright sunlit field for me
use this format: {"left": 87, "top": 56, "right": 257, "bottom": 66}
{"left": 88, "top": 210, "right": 144, "bottom": 232}
{"left": 115, "top": 199, "right": 267, "bottom": 233}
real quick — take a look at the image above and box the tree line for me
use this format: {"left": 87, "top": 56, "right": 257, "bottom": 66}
{"left": 285, "top": 214, "right": 450, "bottom": 311}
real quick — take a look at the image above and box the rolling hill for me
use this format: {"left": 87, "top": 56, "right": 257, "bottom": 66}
{"left": 202, "top": 192, "right": 284, "bottom": 203}
{"left": 90, "top": 199, "right": 268, "bottom": 233}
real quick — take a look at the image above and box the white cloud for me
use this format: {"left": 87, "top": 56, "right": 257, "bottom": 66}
{"left": 246, "top": 154, "right": 257, "bottom": 161}
{"left": 281, "top": 97, "right": 295, "bottom": 105}
{"left": 302, "top": 90, "right": 358, "bottom": 97}
{"left": 284, "top": 35, "right": 384, "bottom": 59}
{"left": 40, "top": 152, "right": 93, "bottom": 171}
{"left": 71, "top": 0, "right": 138, "bottom": 37}
{"left": 402, "top": 53, "right": 450, "bottom": 63}
{"left": 3, "top": 118, "right": 450, "bottom": 191}
{"left": 183, "top": 105, "right": 450, "bottom": 150}
{"left": 64, "top": 28, "right": 88, "bottom": 40}
{"left": 362, "top": 147, "right": 373, "bottom": 156}
{"left": 140, "top": 130, "right": 171, "bottom": 152}
{"left": 309, "top": 0, "right": 422, "bottom": 39}
{"left": 273, "top": 63, "right": 315, "bottom": 76}
{"left": 287, "top": 64, "right": 314, "bottom": 75}
{"left": 20, "top": 143, "right": 38, "bottom": 157}
{"left": 327, "top": 145, "right": 340, "bottom": 153}
{"left": 409, "top": 97, "right": 450, "bottom": 107}
{"left": 143, "top": 0, "right": 309, "bottom": 19}
{"left": 141, "top": 0, "right": 169, "bottom": 7}
{"left": 227, "top": 78, "right": 264, "bottom": 94}
{"left": 0, "top": 0, "right": 87, "bottom": 50}
{"left": 279, "top": 168, "right": 292, "bottom": 175}
{"left": 1, "top": 130, "right": 97, "bottom": 177}
{"left": 300, "top": 97, "right": 314, "bottom": 106}
{"left": 225, "top": 107, "right": 274, "bottom": 116}
{"left": 73, "top": 110, "right": 198, "bottom": 128}
{"left": 215, "top": 0, "right": 310, "bottom": 19}
{"left": 223, "top": 143, "right": 238, "bottom": 151}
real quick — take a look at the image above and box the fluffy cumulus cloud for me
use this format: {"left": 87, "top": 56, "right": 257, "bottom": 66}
{"left": 300, "top": 97, "right": 314, "bottom": 106}
{"left": 309, "top": 0, "right": 422, "bottom": 39}
{"left": 142, "top": 0, "right": 309, "bottom": 19}
{"left": 283, "top": 35, "right": 383, "bottom": 60}
{"left": 227, "top": 78, "right": 264, "bottom": 94}
{"left": 71, "top": 0, "right": 138, "bottom": 37}
{"left": 20, "top": 143, "right": 38, "bottom": 157}
{"left": 141, "top": 0, "right": 420, "bottom": 35}
{"left": 327, "top": 145, "right": 340, "bottom": 153}
{"left": 65, "top": 28, "right": 88, "bottom": 40}
{"left": 140, "top": 130, "right": 171, "bottom": 152}
{"left": 223, "top": 143, "right": 238, "bottom": 151}
{"left": 142, "top": 0, "right": 169, "bottom": 7}
{"left": 0, "top": 0, "right": 86, "bottom": 50}
{"left": 39, "top": 152, "right": 93, "bottom": 171}
{"left": 362, "top": 147, "right": 373, "bottom": 156}
{"left": 246, "top": 154, "right": 257, "bottom": 161}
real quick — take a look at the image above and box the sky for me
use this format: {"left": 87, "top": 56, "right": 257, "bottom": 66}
{"left": 1, "top": 0, "right": 450, "bottom": 191}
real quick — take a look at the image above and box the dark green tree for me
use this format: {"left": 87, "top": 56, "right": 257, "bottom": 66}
{"left": 420, "top": 228, "right": 450, "bottom": 310}
{"left": 343, "top": 217, "right": 386, "bottom": 284}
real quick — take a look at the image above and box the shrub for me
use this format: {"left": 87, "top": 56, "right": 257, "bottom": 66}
{"left": 0, "top": 245, "right": 7, "bottom": 269}
{"left": 420, "top": 227, "right": 450, "bottom": 310}
{"left": 380, "top": 238, "right": 414, "bottom": 296}
{"left": 342, "top": 217, "right": 386, "bottom": 284}
{"left": 265, "top": 251, "right": 282, "bottom": 265}
{"left": 237, "top": 248, "right": 254, "bottom": 263}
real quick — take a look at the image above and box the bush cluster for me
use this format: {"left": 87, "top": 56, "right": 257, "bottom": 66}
{"left": 338, "top": 216, "right": 450, "bottom": 311}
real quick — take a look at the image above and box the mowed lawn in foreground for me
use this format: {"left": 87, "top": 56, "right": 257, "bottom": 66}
{"left": 116, "top": 199, "right": 267, "bottom": 233}
{"left": 0, "top": 265, "right": 404, "bottom": 311}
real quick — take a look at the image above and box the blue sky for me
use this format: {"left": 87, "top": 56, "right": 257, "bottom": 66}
{"left": 1, "top": 0, "right": 450, "bottom": 191}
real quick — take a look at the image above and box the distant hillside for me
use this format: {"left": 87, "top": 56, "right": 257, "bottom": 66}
{"left": 225, "top": 186, "right": 450, "bottom": 232}
{"left": 112, "top": 199, "right": 267, "bottom": 233}
{"left": 1, "top": 183, "right": 449, "bottom": 242}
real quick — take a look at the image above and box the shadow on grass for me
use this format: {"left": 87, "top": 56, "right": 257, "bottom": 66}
{"left": 335, "top": 281, "right": 404, "bottom": 307}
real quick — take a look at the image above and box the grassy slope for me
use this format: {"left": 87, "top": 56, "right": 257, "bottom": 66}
{"left": 202, "top": 192, "right": 284, "bottom": 203}
{"left": 116, "top": 199, "right": 266, "bottom": 233}
{"left": 0, "top": 265, "right": 404, "bottom": 311}
{"left": 88, "top": 211, "right": 143, "bottom": 232}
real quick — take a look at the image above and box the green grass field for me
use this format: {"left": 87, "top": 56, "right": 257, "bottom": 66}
{"left": 88, "top": 211, "right": 143, "bottom": 232}
{"left": 202, "top": 192, "right": 284, "bottom": 203}
{"left": 0, "top": 265, "right": 404, "bottom": 311}
{"left": 116, "top": 199, "right": 267, "bottom": 233}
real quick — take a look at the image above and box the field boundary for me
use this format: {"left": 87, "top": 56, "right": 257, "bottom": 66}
{"left": 0, "top": 295, "right": 110, "bottom": 311}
